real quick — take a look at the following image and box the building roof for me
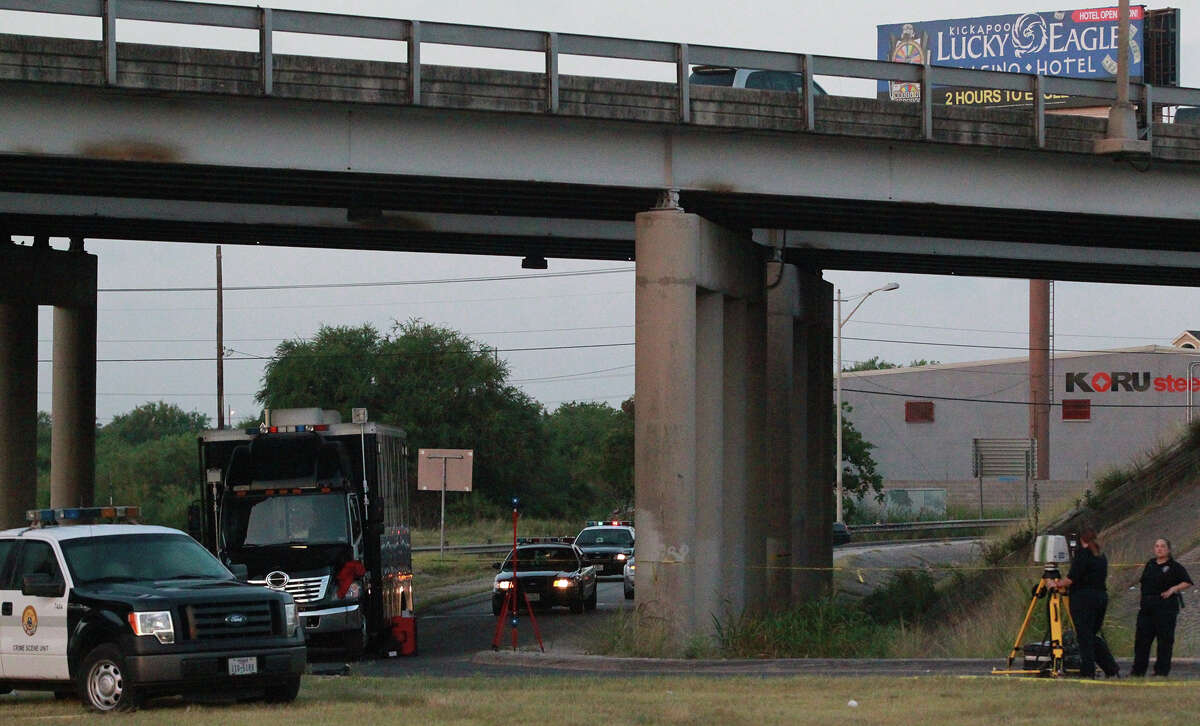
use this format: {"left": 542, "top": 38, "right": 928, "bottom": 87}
{"left": 1171, "top": 331, "right": 1200, "bottom": 349}
{"left": 842, "top": 344, "right": 1194, "bottom": 379}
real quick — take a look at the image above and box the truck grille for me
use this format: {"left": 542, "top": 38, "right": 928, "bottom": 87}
{"left": 185, "top": 600, "right": 276, "bottom": 640}
{"left": 249, "top": 575, "right": 329, "bottom": 604}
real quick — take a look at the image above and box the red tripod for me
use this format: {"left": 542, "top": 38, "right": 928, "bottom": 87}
{"left": 491, "top": 498, "right": 544, "bottom": 651}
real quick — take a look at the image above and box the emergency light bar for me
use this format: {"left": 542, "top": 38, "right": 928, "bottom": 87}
{"left": 26, "top": 506, "right": 141, "bottom": 525}
{"left": 586, "top": 520, "right": 633, "bottom": 527}
{"left": 251, "top": 424, "right": 330, "bottom": 435}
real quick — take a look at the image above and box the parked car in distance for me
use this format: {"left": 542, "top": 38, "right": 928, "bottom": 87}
{"left": 833, "top": 521, "right": 852, "bottom": 546}
{"left": 492, "top": 543, "right": 598, "bottom": 615}
{"left": 689, "top": 65, "right": 828, "bottom": 95}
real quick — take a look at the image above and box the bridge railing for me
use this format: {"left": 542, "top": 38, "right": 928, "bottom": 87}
{"left": 4, "top": 0, "right": 1200, "bottom": 148}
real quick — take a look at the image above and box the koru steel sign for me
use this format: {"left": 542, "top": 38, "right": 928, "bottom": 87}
{"left": 877, "top": 6, "right": 1145, "bottom": 107}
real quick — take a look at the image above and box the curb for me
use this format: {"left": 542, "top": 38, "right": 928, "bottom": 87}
{"left": 471, "top": 651, "right": 1200, "bottom": 677}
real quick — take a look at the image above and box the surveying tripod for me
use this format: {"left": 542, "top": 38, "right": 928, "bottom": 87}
{"left": 992, "top": 563, "right": 1077, "bottom": 677}
{"left": 490, "top": 498, "right": 544, "bottom": 652}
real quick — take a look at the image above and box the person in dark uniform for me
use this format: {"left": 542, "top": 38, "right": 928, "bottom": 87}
{"left": 1131, "top": 538, "right": 1193, "bottom": 677}
{"left": 1053, "top": 527, "right": 1119, "bottom": 678}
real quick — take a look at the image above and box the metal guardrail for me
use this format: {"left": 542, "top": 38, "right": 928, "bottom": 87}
{"left": 413, "top": 519, "right": 1024, "bottom": 553}
{"left": 849, "top": 518, "right": 1023, "bottom": 535}
{"left": 2, "top": 0, "right": 1197, "bottom": 149}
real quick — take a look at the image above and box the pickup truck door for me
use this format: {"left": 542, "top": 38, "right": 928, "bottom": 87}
{"left": 0, "top": 539, "right": 17, "bottom": 677}
{"left": 1, "top": 540, "right": 71, "bottom": 680}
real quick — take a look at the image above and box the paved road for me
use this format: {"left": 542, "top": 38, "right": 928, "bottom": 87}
{"left": 354, "top": 579, "right": 632, "bottom": 677}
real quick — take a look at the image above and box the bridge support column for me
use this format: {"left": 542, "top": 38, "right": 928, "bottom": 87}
{"left": 634, "top": 209, "right": 764, "bottom": 641}
{"left": 50, "top": 301, "right": 97, "bottom": 509}
{"left": 763, "top": 263, "right": 834, "bottom": 607}
{"left": 0, "top": 302, "right": 38, "bottom": 528}
{"left": 792, "top": 270, "right": 834, "bottom": 601}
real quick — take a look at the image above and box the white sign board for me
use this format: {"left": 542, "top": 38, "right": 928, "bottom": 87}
{"left": 417, "top": 449, "right": 474, "bottom": 492}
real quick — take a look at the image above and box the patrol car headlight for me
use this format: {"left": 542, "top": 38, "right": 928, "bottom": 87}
{"left": 553, "top": 578, "right": 572, "bottom": 589}
{"left": 616, "top": 553, "right": 627, "bottom": 561}
{"left": 284, "top": 601, "right": 298, "bottom": 636}
{"left": 496, "top": 580, "right": 514, "bottom": 590}
{"left": 128, "top": 610, "right": 175, "bottom": 645}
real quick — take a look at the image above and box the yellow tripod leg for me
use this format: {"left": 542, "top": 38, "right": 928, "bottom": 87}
{"left": 1049, "top": 591, "right": 1065, "bottom": 676}
{"left": 1005, "top": 579, "right": 1046, "bottom": 667}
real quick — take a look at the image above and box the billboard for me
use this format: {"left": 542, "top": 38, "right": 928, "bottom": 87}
{"left": 877, "top": 6, "right": 1145, "bottom": 108}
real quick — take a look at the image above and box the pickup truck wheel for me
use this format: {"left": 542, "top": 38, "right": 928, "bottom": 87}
{"left": 79, "top": 644, "right": 142, "bottom": 712}
{"left": 263, "top": 675, "right": 301, "bottom": 704}
{"left": 569, "top": 597, "right": 584, "bottom": 614}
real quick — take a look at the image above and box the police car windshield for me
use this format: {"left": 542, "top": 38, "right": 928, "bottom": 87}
{"left": 62, "top": 533, "right": 233, "bottom": 584}
{"left": 221, "top": 492, "right": 349, "bottom": 549}
{"left": 501, "top": 547, "right": 578, "bottom": 572}
{"left": 574, "top": 528, "right": 633, "bottom": 547}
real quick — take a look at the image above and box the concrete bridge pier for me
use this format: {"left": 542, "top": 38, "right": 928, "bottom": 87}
{"left": 634, "top": 208, "right": 767, "bottom": 638}
{"left": 0, "top": 297, "right": 38, "bottom": 528}
{"left": 0, "top": 239, "right": 98, "bottom": 521}
{"left": 50, "top": 300, "right": 97, "bottom": 509}
{"left": 763, "top": 264, "right": 834, "bottom": 607}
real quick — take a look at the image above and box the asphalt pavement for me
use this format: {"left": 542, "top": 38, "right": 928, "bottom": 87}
{"left": 347, "top": 551, "right": 1200, "bottom": 681}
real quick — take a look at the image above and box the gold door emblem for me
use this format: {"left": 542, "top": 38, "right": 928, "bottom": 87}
{"left": 21, "top": 606, "right": 38, "bottom": 637}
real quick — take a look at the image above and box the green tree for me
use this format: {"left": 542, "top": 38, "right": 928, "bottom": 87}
{"left": 845, "top": 356, "right": 940, "bottom": 372}
{"left": 256, "top": 321, "right": 552, "bottom": 522}
{"left": 598, "top": 397, "right": 634, "bottom": 507}
{"left": 838, "top": 402, "right": 884, "bottom": 517}
{"left": 102, "top": 401, "right": 210, "bottom": 447}
{"left": 543, "top": 400, "right": 628, "bottom": 514}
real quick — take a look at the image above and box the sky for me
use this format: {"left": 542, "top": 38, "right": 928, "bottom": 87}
{"left": 5, "top": 0, "right": 1199, "bottom": 425}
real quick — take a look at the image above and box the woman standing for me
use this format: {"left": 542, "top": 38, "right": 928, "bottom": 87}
{"left": 1054, "top": 527, "right": 1119, "bottom": 678}
{"left": 1131, "top": 538, "right": 1194, "bottom": 677}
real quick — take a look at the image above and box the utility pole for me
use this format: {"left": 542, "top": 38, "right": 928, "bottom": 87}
{"left": 216, "top": 245, "right": 225, "bottom": 430}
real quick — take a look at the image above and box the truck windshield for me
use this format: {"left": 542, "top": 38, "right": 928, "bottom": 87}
{"left": 222, "top": 492, "right": 349, "bottom": 549}
{"left": 574, "top": 528, "right": 633, "bottom": 546}
{"left": 62, "top": 533, "right": 233, "bottom": 584}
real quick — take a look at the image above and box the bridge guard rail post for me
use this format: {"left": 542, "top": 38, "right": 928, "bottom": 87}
{"left": 408, "top": 20, "right": 421, "bottom": 105}
{"left": 545, "top": 32, "right": 559, "bottom": 114}
{"left": 800, "top": 54, "right": 815, "bottom": 132}
{"left": 259, "top": 7, "right": 273, "bottom": 97}
{"left": 1034, "top": 74, "right": 1046, "bottom": 149}
{"left": 676, "top": 43, "right": 689, "bottom": 124}
{"left": 920, "top": 56, "right": 933, "bottom": 141}
{"left": 103, "top": 0, "right": 117, "bottom": 86}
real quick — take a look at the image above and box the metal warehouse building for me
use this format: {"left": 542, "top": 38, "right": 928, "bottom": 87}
{"left": 841, "top": 332, "right": 1200, "bottom": 515}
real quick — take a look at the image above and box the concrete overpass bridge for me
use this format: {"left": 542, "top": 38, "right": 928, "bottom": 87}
{"left": 3, "top": 0, "right": 1200, "bottom": 637}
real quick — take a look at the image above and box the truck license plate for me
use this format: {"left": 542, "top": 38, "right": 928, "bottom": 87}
{"left": 228, "top": 657, "right": 258, "bottom": 676}
{"left": 525, "top": 593, "right": 540, "bottom": 602}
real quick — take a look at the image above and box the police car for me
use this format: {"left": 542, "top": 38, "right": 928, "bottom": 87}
{"left": 0, "top": 507, "right": 306, "bottom": 712}
{"left": 573, "top": 521, "right": 634, "bottom": 577}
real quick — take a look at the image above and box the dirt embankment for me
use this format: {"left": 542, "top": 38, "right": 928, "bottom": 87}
{"left": 1099, "top": 481, "right": 1200, "bottom": 656}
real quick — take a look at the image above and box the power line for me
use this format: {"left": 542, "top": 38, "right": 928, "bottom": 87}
{"left": 854, "top": 318, "right": 1186, "bottom": 342}
{"left": 96, "top": 289, "right": 633, "bottom": 313}
{"left": 36, "top": 340, "right": 635, "bottom": 364}
{"left": 39, "top": 324, "right": 637, "bottom": 345}
{"left": 843, "top": 387, "right": 1197, "bottom": 408}
{"left": 98, "top": 267, "right": 634, "bottom": 293}
{"left": 841, "top": 335, "right": 1194, "bottom": 356}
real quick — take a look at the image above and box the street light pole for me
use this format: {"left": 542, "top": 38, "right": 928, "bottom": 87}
{"left": 835, "top": 282, "right": 899, "bottom": 524}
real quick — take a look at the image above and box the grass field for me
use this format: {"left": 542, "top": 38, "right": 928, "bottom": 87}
{"left": 4, "top": 675, "right": 1196, "bottom": 725}
{"left": 411, "top": 518, "right": 580, "bottom": 548}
